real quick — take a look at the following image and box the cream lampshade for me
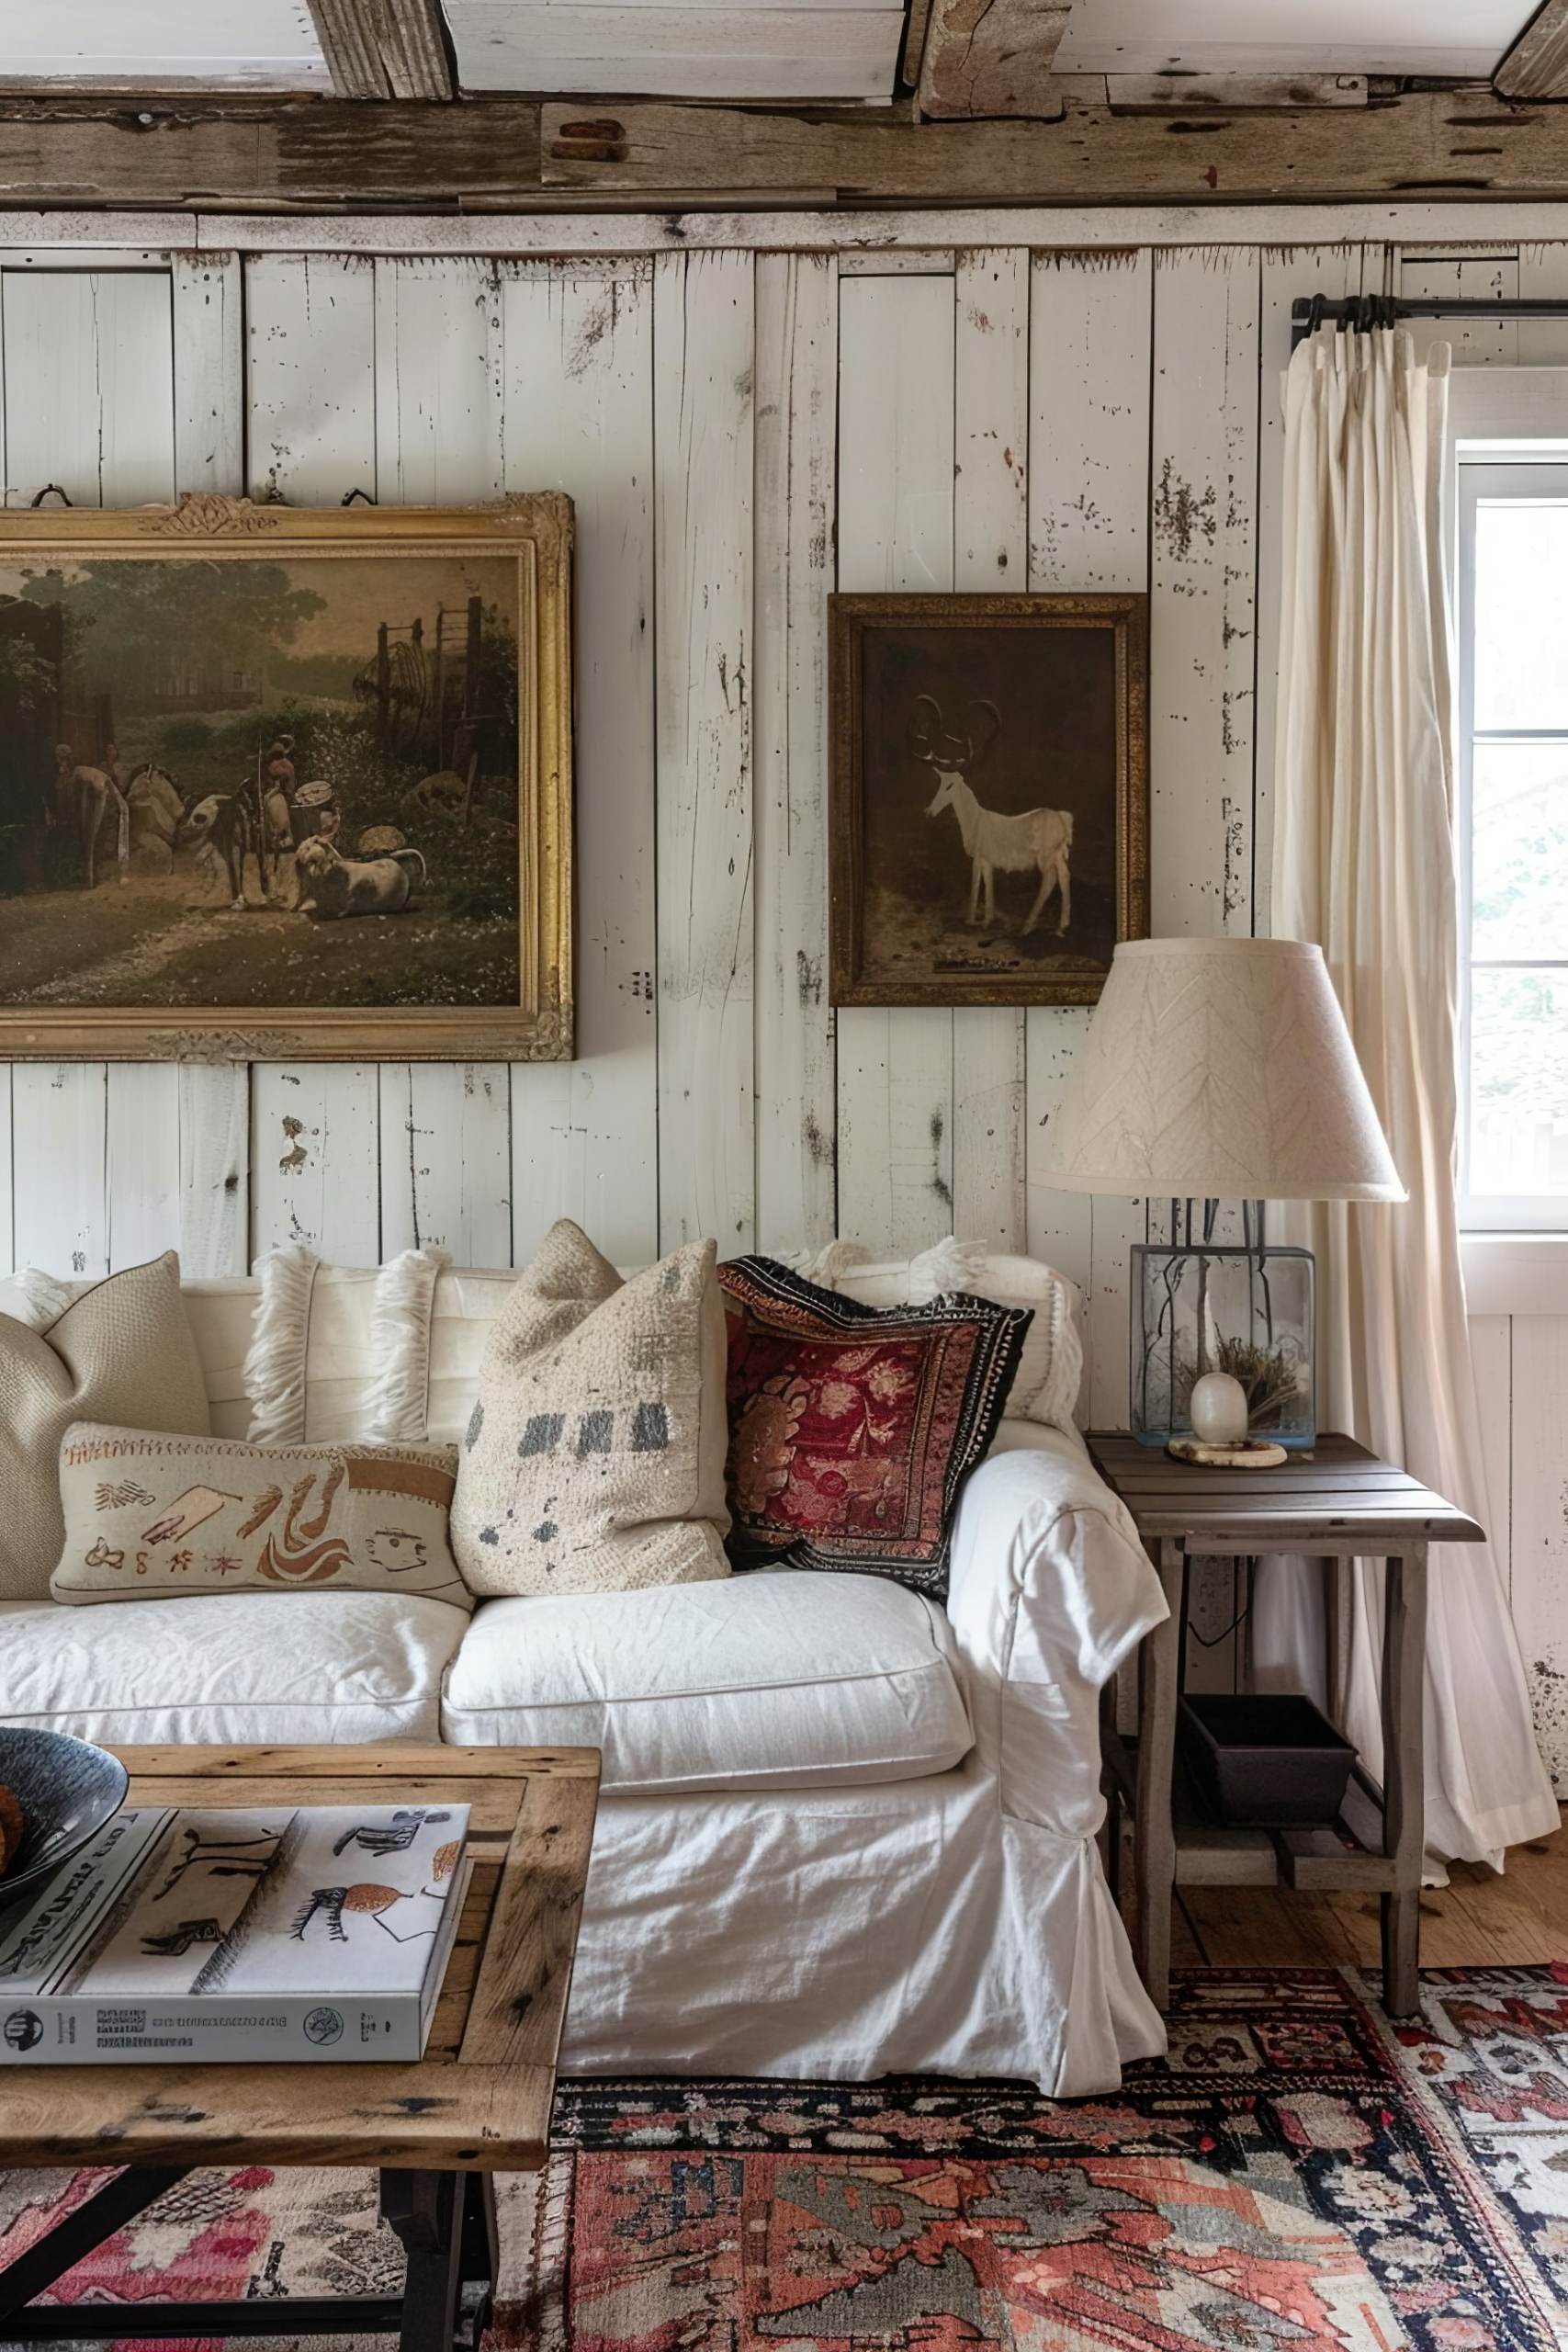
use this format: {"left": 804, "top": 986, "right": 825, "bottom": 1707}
{"left": 1039, "top": 937, "right": 1403, "bottom": 1451}
{"left": 1040, "top": 937, "right": 1404, "bottom": 1203}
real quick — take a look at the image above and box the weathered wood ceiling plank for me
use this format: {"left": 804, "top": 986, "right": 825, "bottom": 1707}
{"left": 1495, "top": 0, "right": 1568, "bottom": 99}
{"left": 2, "top": 85, "right": 1568, "bottom": 212}
{"left": 304, "top": 0, "right": 453, "bottom": 100}
{"left": 917, "top": 0, "right": 1072, "bottom": 119}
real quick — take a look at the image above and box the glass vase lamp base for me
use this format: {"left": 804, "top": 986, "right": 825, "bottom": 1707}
{"left": 1130, "top": 1230, "right": 1315, "bottom": 1452}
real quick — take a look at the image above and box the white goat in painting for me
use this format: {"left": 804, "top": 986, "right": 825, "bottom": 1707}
{"left": 911, "top": 696, "right": 1074, "bottom": 935}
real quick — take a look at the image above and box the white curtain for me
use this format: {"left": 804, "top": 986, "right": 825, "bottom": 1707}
{"left": 1264, "top": 324, "right": 1558, "bottom": 1866}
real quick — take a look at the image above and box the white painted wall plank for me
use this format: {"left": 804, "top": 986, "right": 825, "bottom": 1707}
{"left": 169, "top": 247, "right": 251, "bottom": 1280}
{"left": 246, "top": 252, "right": 378, "bottom": 504}
{"left": 1150, "top": 245, "right": 1260, "bottom": 942}
{"left": 12, "top": 1066, "right": 107, "bottom": 1276}
{"left": 504, "top": 265, "right": 659, "bottom": 1268}
{"left": 754, "top": 250, "right": 838, "bottom": 1254}
{"left": 952, "top": 247, "right": 1030, "bottom": 1252}
{"left": 1398, "top": 248, "right": 1519, "bottom": 366}
{"left": 379, "top": 1063, "right": 513, "bottom": 1265}
{"left": 374, "top": 258, "right": 505, "bottom": 505}
{"left": 653, "top": 250, "right": 756, "bottom": 1255}
{"left": 106, "top": 1064, "right": 181, "bottom": 1269}
{"left": 1517, "top": 243, "right": 1568, "bottom": 363}
{"left": 3, "top": 268, "right": 179, "bottom": 1286}
{"left": 371, "top": 256, "right": 513, "bottom": 1262}
{"left": 179, "top": 1063, "right": 250, "bottom": 1277}
{"left": 245, "top": 252, "right": 382, "bottom": 1269}
{"left": 836, "top": 270, "right": 957, "bottom": 1256}
{"left": 1026, "top": 249, "right": 1154, "bottom": 1419}
{"left": 250, "top": 1064, "right": 382, "bottom": 1264}
{"left": 1508, "top": 1315, "right": 1568, "bottom": 1795}
{"left": 0, "top": 269, "right": 175, "bottom": 507}
{"left": 172, "top": 250, "right": 243, "bottom": 497}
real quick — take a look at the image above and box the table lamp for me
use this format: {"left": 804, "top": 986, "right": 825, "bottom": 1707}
{"left": 1037, "top": 937, "right": 1404, "bottom": 1450}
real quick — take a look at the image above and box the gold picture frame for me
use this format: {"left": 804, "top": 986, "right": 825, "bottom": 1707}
{"left": 0, "top": 492, "right": 572, "bottom": 1061}
{"left": 829, "top": 591, "right": 1149, "bottom": 1008}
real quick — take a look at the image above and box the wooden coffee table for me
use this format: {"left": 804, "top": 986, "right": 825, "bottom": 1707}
{"left": 0, "top": 1742, "right": 599, "bottom": 2349}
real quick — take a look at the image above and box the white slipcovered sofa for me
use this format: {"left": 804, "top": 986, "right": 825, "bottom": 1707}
{"left": 0, "top": 1263, "right": 1169, "bottom": 2095}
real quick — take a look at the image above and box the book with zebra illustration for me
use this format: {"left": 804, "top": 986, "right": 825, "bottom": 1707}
{"left": 0, "top": 1803, "right": 469, "bottom": 2064}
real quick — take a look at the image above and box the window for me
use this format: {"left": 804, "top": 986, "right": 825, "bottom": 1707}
{"left": 1457, "top": 453, "right": 1568, "bottom": 1229}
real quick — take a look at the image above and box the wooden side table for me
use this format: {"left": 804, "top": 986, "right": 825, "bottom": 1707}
{"left": 0, "top": 1742, "right": 599, "bottom": 2352}
{"left": 1085, "top": 1433, "right": 1483, "bottom": 2018}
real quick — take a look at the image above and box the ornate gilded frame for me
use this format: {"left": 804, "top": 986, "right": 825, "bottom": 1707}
{"left": 0, "top": 492, "right": 572, "bottom": 1061}
{"left": 829, "top": 591, "right": 1149, "bottom": 1008}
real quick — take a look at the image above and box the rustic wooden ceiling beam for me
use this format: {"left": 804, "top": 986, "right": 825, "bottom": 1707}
{"left": 304, "top": 0, "right": 454, "bottom": 101}
{"left": 539, "top": 85, "right": 1568, "bottom": 199}
{"left": 1, "top": 85, "right": 1567, "bottom": 212}
{"left": 916, "top": 0, "right": 1071, "bottom": 120}
{"left": 1495, "top": 0, "right": 1568, "bottom": 98}
{"left": 0, "top": 97, "right": 529, "bottom": 208}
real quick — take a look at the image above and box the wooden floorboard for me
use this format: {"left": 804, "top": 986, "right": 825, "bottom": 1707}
{"left": 1167, "top": 1806, "right": 1568, "bottom": 1971}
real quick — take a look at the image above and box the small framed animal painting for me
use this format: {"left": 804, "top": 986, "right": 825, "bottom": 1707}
{"left": 0, "top": 493, "right": 572, "bottom": 1059}
{"left": 829, "top": 592, "right": 1149, "bottom": 1007}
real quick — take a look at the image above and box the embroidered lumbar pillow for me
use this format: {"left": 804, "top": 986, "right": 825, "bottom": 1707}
{"left": 450, "top": 1219, "right": 731, "bottom": 1599}
{"left": 51, "top": 1426, "right": 469, "bottom": 1611}
{"left": 718, "top": 1257, "right": 1030, "bottom": 1600}
{"left": 0, "top": 1253, "right": 212, "bottom": 1605}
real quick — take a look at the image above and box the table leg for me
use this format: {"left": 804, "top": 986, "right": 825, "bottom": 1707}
{"left": 1134, "top": 1537, "right": 1186, "bottom": 2009}
{"left": 381, "top": 2170, "right": 468, "bottom": 2352}
{"left": 1379, "top": 1547, "right": 1427, "bottom": 2018}
{"left": 0, "top": 2167, "right": 189, "bottom": 2321}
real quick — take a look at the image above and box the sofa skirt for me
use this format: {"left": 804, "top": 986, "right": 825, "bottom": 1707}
{"left": 558, "top": 1755, "right": 1165, "bottom": 2098}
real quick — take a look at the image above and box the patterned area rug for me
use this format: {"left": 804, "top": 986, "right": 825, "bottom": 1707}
{"left": 1, "top": 1969, "right": 1564, "bottom": 2352}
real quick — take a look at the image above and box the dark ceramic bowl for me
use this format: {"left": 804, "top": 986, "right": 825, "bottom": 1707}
{"left": 0, "top": 1729, "right": 129, "bottom": 1910}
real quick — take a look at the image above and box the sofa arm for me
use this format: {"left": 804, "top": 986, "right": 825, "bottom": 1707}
{"left": 944, "top": 1425, "right": 1168, "bottom": 1837}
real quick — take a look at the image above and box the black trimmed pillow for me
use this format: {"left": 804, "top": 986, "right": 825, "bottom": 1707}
{"left": 717, "top": 1256, "right": 1030, "bottom": 1600}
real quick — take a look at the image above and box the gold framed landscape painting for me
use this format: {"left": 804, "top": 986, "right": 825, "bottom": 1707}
{"left": 0, "top": 494, "right": 572, "bottom": 1060}
{"left": 829, "top": 591, "right": 1149, "bottom": 1008}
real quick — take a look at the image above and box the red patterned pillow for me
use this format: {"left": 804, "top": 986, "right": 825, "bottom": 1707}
{"left": 717, "top": 1257, "right": 1031, "bottom": 1597}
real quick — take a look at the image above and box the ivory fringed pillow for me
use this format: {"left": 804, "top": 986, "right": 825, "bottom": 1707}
{"left": 51, "top": 1424, "right": 469, "bottom": 1611}
{"left": 0, "top": 1252, "right": 211, "bottom": 1604}
{"left": 450, "top": 1220, "right": 731, "bottom": 1599}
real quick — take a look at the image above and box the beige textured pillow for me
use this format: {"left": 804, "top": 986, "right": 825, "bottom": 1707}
{"left": 51, "top": 1425, "right": 469, "bottom": 1611}
{"left": 451, "top": 1220, "right": 730, "bottom": 1599}
{"left": 0, "top": 1253, "right": 211, "bottom": 1603}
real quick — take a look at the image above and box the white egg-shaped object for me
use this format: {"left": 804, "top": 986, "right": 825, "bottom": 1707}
{"left": 1189, "top": 1371, "right": 1250, "bottom": 1447}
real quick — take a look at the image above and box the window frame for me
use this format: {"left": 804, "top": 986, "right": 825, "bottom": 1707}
{"left": 1456, "top": 454, "right": 1568, "bottom": 1229}
{"left": 1449, "top": 366, "right": 1568, "bottom": 1235}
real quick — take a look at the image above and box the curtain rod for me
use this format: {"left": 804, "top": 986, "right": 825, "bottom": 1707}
{"left": 1291, "top": 292, "right": 1568, "bottom": 349}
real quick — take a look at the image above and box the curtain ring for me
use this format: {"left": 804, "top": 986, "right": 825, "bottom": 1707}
{"left": 28, "top": 482, "right": 72, "bottom": 507}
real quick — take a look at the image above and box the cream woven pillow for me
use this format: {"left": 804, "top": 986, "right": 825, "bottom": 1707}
{"left": 51, "top": 1425, "right": 468, "bottom": 1611}
{"left": 451, "top": 1220, "right": 730, "bottom": 1599}
{"left": 0, "top": 1252, "right": 211, "bottom": 1603}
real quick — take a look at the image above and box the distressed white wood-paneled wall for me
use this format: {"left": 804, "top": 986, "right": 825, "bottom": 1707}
{"left": 1, "top": 227, "right": 1565, "bottom": 1789}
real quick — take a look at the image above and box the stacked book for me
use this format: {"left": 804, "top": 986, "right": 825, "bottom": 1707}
{"left": 0, "top": 1803, "right": 469, "bottom": 2064}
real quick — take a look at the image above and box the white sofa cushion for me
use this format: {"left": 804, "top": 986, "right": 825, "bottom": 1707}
{"left": 441, "top": 1569, "right": 973, "bottom": 1792}
{"left": 0, "top": 1590, "right": 468, "bottom": 1746}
